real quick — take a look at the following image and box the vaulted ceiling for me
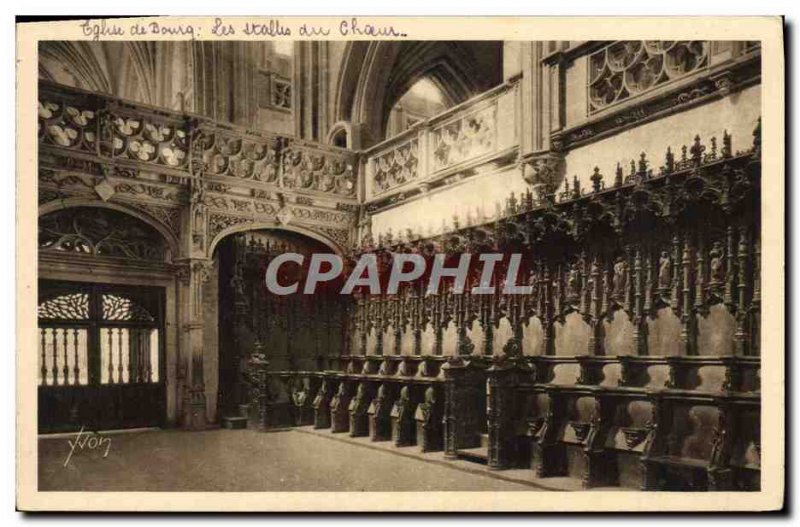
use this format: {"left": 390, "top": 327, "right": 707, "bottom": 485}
{"left": 335, "top": 41, "right": 504, "bottom": 146}
{"left": 38, "top": 41, "right": 194, "bottom": 111}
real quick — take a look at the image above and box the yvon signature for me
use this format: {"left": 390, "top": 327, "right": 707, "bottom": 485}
{"left": 63, "top": 427, "right": 112, "bottom": 467}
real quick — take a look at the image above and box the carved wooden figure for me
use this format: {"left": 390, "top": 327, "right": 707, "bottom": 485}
{"left": 330, "top": 382, "right": 353, "bottom": 433}
{"left": 348, "top": 382, "right": 373, "bottom": 437}
{"left": 390, "top": 385, "right": 416, "bottom": 447}
{"left": 415, "top": 385, "right": 443, "bottom": 452}
{"left": 368, "top": 384, "right": 394, "bottom": 441}
{"left": 312, "top": 379, "right": 335, "bottom": 429}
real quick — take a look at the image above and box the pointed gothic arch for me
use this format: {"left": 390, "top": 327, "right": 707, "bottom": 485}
{"left": 208, "top": 221, "right": 346, "bottom": 259}
{"left": 38, "top": 198, "right": 181, "bottom": 261}
{"left": 335, "top": 41, "right": 503, "bottom": 147}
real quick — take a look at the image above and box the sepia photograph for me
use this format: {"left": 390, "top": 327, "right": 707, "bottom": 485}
{"left": 15, "top": 16, "right": 785, "bottom": 512}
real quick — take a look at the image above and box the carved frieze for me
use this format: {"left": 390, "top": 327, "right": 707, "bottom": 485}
{"left": 290, "top": 207, "right": 355, "bottom": 226}
{"left": 39, "top": 188, "right": 63, "bottom": 205}
{"left": 114, "top": 182, "right": 180, "bottom": 202}
{"left": 39, "top": 81, "right": 359, "bottom": 251}
{"left": 39, "top": 169, "right": 96, "bottom": 190}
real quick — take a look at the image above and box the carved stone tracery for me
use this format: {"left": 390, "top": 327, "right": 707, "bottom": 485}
{"left": 589, "top": 41, "right": 709, "bottom": 114}
{"left": 39, "top": 207, "right": 169, "bottom": 261}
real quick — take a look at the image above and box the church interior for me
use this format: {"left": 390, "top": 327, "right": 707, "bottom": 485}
{"left": 36, "top": 40, "right": 762, "bottom": 491}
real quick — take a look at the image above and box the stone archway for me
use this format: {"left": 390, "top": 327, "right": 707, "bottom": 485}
{"left": 36, "top": 205, "right": 180, "bottom": 432}
{"left": 38, "top": 199, "right": 181, "bottom": 260}
{"left": 335, "top": 41, "right": 504, "bottom": 148}
{"left": 207, "top": 220, "right": 346, "bottom": 260}
{"left": 212, "top": 228, "right": 349, "bottom": 426}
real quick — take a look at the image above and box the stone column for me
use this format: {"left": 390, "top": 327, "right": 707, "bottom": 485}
{"left": 517, "top": 41, "right": 567, "bottom": 205}
{"left": 176, "top": 258, "right": 213, "bottom": 429}
{"left": 519, "top": 41, "right": 550, "bottom": 157}
{"left": 175, "top": 174, "right": 212, "bottom": 429}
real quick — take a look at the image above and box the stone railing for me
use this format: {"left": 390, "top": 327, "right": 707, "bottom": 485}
{"left": 363, "top": 79, "right": 520, "bottom": 205}
{"left": 38, "top": 81, "right": 357, "bottom": 197}
{"left": 38, "top": 81, "right": 359, "bottom": 255}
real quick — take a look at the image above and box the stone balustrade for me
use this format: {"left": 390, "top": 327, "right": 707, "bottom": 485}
{"left": 363, "top": 79, "right": 520, "bottom": 207}
{"left": 38, "top": 80, "right": 359, "bottom": 256}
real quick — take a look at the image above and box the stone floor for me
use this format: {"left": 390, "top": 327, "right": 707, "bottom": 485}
{"left": 293, "top": 427, "right": 624, "bottom": 492}
{"left": 38, "top": 427, "right": 561, "bottom": 492}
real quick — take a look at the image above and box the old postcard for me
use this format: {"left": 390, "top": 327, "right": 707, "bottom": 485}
{"left": 16, "top": 16, "right": 784, "bottom": 511}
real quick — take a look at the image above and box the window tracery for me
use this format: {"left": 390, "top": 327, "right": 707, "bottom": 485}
{"left": 589, "top": 41, "right": 708, "bottom": 114}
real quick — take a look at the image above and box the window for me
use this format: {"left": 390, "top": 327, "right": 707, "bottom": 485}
{"left": 258, "top": 42, "right": 293, "bottom": 112}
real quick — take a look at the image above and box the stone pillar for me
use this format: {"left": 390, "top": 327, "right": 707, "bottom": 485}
{"left": 176, "top": 258, "right": 213, "bottom": 429}
{"left": 175, "top": 174, "right": 212, "bottom": 430}
{"left": 192, "top": 42, "right": 257, "bottom": 127}
{"left": 517, "top": 41, "right": 567, "bottom": 205}
{"left": 519, "top": 41, "right": 550, "bottom": 157}
{"left": 293, "top": 41, "right": 328, "bottom": 142}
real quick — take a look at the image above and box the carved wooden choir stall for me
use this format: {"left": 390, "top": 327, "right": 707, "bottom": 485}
{"left": 231, "top": 126, "right": 761, "bottom": 491}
